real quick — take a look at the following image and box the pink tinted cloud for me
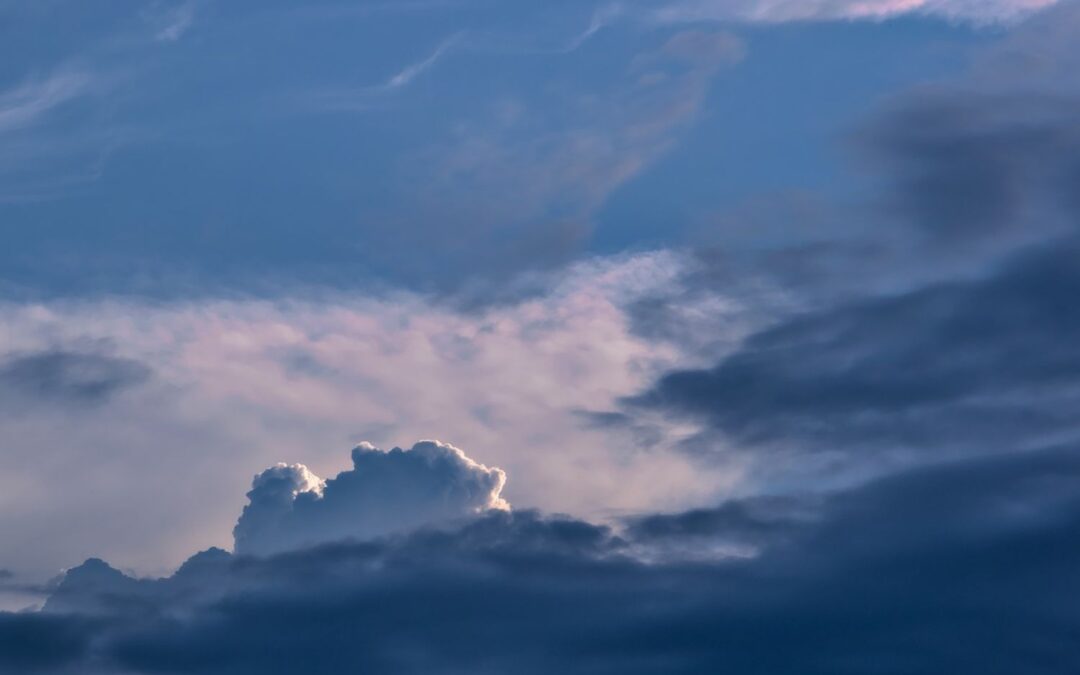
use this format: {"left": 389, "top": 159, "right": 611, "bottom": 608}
{"left": 653, "top": 0, "right": 1060, "bottom": 24}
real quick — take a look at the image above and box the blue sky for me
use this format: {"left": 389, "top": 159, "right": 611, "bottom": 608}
{"left": 3, "top": 1, "right": 1080, "bottom": 673}
{"left": 1, "top": 0, "right": 991, "bottom": 294}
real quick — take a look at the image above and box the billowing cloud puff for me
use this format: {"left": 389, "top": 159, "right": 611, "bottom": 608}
{"left": 233, "top": 441, "right": 509, "bottom": 556}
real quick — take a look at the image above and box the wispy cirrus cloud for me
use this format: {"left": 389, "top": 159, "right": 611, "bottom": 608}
{"left": 0, "top": 68, "right": 122, "bottom": 202}
{"left": 0, "top": 70, "right": 94, "bottom": 134}
{"left": 151, "top": 0, "right": 198, "bottom": 42}
{"left": 305, "top": 32, "right": 464, "bottom": 112}
{"left": 0, "top": 2, "right": 203, "bottom": 203}
{"left": 650, "top": 0, "right": 1060, "bottom": 24}
{"left": 370, "top": 29, "right": 746, "bottom": 283}
{"left": 555, "top": 2, "right": 625, "bottom": 53}
{"left": 386, "top": 32, "right": 463, "bottom": 88}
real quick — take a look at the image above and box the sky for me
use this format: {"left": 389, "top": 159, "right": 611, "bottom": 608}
{"left": 2, "top": 0, "right": 1080, "bottom": 672}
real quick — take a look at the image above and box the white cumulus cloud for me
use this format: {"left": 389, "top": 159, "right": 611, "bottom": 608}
{"left": 234, "top": 440, "right": 509, "bottom": 556}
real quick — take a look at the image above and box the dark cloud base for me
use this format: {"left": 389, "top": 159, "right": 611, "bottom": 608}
{"left": 0, "top": 350, "right": 149, "bottom": 407}
{"left": 631, "top": 238, "right": 1080, "bottom": 466}
{"left": 5, "top": 443, "right": 1080, "bottom": 674}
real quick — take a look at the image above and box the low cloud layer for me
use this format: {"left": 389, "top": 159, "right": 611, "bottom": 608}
{"left": 7, "top": 441, "right": 1078, "bottom": 673}
{"left": 234, "top": 441, "right": 509, "bottom": 556}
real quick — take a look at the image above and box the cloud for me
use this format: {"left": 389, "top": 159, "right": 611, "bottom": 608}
{"left": 0, "top": 251, "right": 742, "bottom": 579}
{"left": 386, "top": 33, "right": 463, "bottom": 89}
{"left": 855, "top": 4, "right": 1080, "bottom": 245}
{"left": 380, "top": 29, "right": 744, "bottom": 284}
{"left": 630, "top": 239, "right": 1080, "bottom": 474}
{"left": 149, "top": 1, "right": 198, "bottom": 42}
{"left": 234, "top": 440, "right": 509, "bottom": 556}
{"left": 0, "top": 59, "right": 125, "bottom": 204}
{"left": 11, "top": 442, "right": 1080, "bottom": 673}
{"left": 626, "top": 493, "right": 821, "bottom": 558}
{"left": 859, "top": 91, "right": 1080, "bottom": 244}
{"left": 620, "top": 1, "right": 1080, "bottom": 307}
{"left": 0, "top": 70, "right": 93, "bottom": 135}
{"left": 621, "top": 2, "right": 1080, "bottom": 481}
{"left": 0, "top": 350, "right": 150, "bottom": 406}
{"left": 0, "top": 4, "right": 745, "bottom": 293}
{"left": 651, "top": 0, "right": 1060, "bottom": 24}
{"left": 309, "top": 32, "right": 465, "bottom": 112}
{"left": 0, "top": 612, "right": 95, "bottom": 673}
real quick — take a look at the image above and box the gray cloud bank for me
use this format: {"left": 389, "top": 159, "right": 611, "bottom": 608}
{"left": 632, "top": 240, "right": 1080, "bottom": 463}
{"left": 4, "top": 441, "right": 1079, "bottom": 674}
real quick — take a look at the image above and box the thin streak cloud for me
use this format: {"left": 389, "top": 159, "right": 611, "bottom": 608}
{"left": 153, "top": 1, "right": 197, "bottom": 42}
{"left": 559, "top": 3, "right": 624, "bottom": 53}
{"left": 650, "top": 0, "right": 1060, "bottom": 23}
{"left": 386, "top": 32, "right": 464, "bottom": 89}
{"left": 303, "top": 32, "right": 465, "bottom": 112}
{"left": 0, "top": 71, "right": 94, "bottom": 134}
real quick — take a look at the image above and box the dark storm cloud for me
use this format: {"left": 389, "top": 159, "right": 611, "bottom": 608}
{"left": 0, "top": 613, "right": 96, "bottom": 674}
{"left": 855, "top": 1, "right": 1080, "bottom": 245}
{"left": 6, "top": 443, "right": 1080, "bottom": 674}
{"left": 618, "top": 446, "right": 1080, "bottom": 675}
{"left": 862, "top": 89, "right": 1080, "bottom": 242}
{"left": 626, "top": 493, "right": 820, "bottom": 550}
{"left": 0, "top": 350, "right": 149, "bottom": 405}
{"left": 631, "top": 240, "right": 1080, "bottom": 457}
